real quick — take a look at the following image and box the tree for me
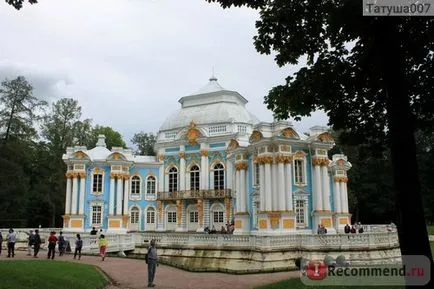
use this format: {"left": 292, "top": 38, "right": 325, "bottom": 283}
{"left": 131, "top": 131, "right": 156, "bottom": 156}
{"left": 0, "top": 76, "right": 47, "bottom": 147}
{"left": 88, "top": 125, "right": 126, "bottom": 149}
{"left": 5, "top": 0, "right": 38, "bottom": 10}
{"left": 208, "top": 0, "right": 434, "bottom": 286}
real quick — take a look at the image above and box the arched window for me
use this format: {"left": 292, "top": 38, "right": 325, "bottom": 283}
{"left": 146, "top": 207, "right": 155, "bottom": 224}
{"left": 168, "top": 167, "right": 178, "bottom": 192}
{"left": 130, "top": 207, "right": 140, "bottom": 224}
{"left": 131, "top": 176, "right": 141, "bottom": 197}
{"left": 190, "top": 165, "right": 200, "bottom": 191}
{"left": 213, "top": 163, "right": 224, "bottom": 190}
{"left": 147, "top": 176, "right": 156, "bottom": 195}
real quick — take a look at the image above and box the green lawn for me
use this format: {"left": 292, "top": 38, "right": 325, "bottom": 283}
{"left": 427, "top": 225, "right": 434, "bottom": 236}
{"left": 254, "top": 278, "right": 404, "bottom": 289}
{"left": 0, "top": 260, "right": 107, "bottom": 289}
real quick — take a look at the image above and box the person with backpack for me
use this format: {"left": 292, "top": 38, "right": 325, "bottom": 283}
{"left": 58, "top": 232, "right": 66, "bottom": 256}
{"left": 33, "top": 230, "right": 41, "bottom": 258}
{"left": 74, "top": 234, "right": 83, "bottom": 260}
{"left": 47, "top": 231, "right": 58, "bottom": 260}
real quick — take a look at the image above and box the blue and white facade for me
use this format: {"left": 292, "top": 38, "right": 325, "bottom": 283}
{"left": 62, "top": 76, "right": 352, "bottom": 234}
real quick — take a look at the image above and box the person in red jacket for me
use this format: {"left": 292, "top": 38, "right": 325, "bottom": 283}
{"left": 47, "top": 231, "right": 58, "bottom": 260}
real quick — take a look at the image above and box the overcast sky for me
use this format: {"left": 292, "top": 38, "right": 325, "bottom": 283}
{"left": 0, "top": 0, "right": 328, "bottom": 147}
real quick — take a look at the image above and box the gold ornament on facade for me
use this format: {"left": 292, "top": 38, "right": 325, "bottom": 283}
{"left": 123, "top": 174, "right": 130, "bottom": 180}
{"left": 268, "top": 212, "right": 281, "bottom": 229}
{"left": 334, "top": 176, "right": 348, "bottom": 183}
{"left": 93, "top": 167, "right": 104, "bottom": 174}
{"left": 318, "top": 132, "right": 334, "bottom": 143}
{"left": 281, "top": 127, "right": 298, "bottom": 139}
{"left": 281, "top": 145, "right": 290, "bottom": 152}
{"left": 197, "top": 199, "right": 203, "bottom": 226}
{"left": 312, "top": 157, "right": 330, "bottom": 166}
{"left": 176, "top": 200, "right": 182, "bottom": 225}
{"left": 235, "top": 161, "right": 248, "bottom": 171}
{"left": 255, "top": 155, "right": 274, "bottom": 165}
{"left": 112, "top": 152, "right": 120, "bottom": 160}
{"left": 249, "top": 130, "right": 263, "bottom": 143}
{"left": 224, "top": 197, "right": 231, "bottom": 220}
{"left": 274, "top": 154, "right": 293, "bottom": 164}
{"left": 78, "top": 172, "right": 86, "bottom": 178}
{"left": 122, "top": 215, "right": 129, "bottom": 227}
{"left": 293, "top": 151, "right": 306, "bottom": 160}
{"left": 336, "top": 159, "right": 345, "bottom": 166}
{"left": 186, "top": 121, "right": 201, "bottom": 145}
{"left": 200, "top": 149, "right": 208, "bottom": 157}
{"left": 75, "top": 151, "right": 87, "bottom": 160}
{"left": 178, "top": 151, "right": 185, "bottom": 159}
{"left": 158, "top": 154, "right": 165, "bottom": 161}
{"left": 157, "top": 201, "right": 163, "bottom": 218}
{"left": 227, "top": 139, "right": 239, "bottom": 151}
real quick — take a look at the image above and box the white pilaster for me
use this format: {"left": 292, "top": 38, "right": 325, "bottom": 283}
{"left": 123, "top": 178, "right": 129, "bottom": 215}
{"left": 65, "top": 177, "right": 72, "bottom": 215}
{"left": 116, "top": 177, "right": 123, "bottom": 215}
{"left": 313, "top": 165, "right": 322, "bottom": 211}
{"left": 226, "top": 159, "right": 233, "bottom": 190}
{"left": 240, "top": 168, "right": 246, "bottom": 212}
{"left": 339, "top": 182, "right": 345, "bottom": 213}
{"left": 277, "top": 162, "right": 285, "bottom": 211}
{"left": 321, "top": 166, "right": 331, "bottom": 211}
{"left": 71, "top": 176, "right": 78, "bottom": 215}
{"left": 342, "top": 182, "right": 349, "bottom": 213}
{"left": 78, "top": 175, "right": 85, "bottom": 215}
{"left": 180, "top": 153, "right": 186, "bottom": 190}
{"left": 259, "top": 164, "right": 265, "bottom": 211}
{"left": 109, "top": 177, "right": 115, "bottom": 215}
{"left": 333, "top": 180, "right": 341, "bottom": 213}
{"left": 264, "top": 163, "right": 272, "bottom": 211}
{"left": 285, "top": 163, "right": 293, "bottom": 211}
{"left": 272, "top": 163, "right": 278, "bottom": 211}
{"left": 235, "top": 169, "right": 240, "bottom": 213}
{"left": 159, "top": 163, "right": 164, "bottom": 192}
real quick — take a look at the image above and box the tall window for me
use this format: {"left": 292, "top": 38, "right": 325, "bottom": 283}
{"left": 130, "top": 207, "right": 139, "bottom": 224}
{"left": 213, "top": 163, "right": 224, "bottom": 190}
{"left": 213, "top": 211, "right": 224, "bottom": 223}
{"left": 168, "top": 167, "right": 178, "bottom": 192}
{"left": 147, "top": 176, "right": 156, "bottom": 195}
{"left": 131, "top": 176, "right": 140, "bottom": 197}
{"left": 189, "top": 211, "right": 198, "bottom": 223}
{"left": 91, "top": 205, "right": 102, "bottom": 225}
{"left": 295, "top": 200, "right": 306, "bottom": 226}
{"left": 92, "top": 173, "right": 103, "bottom": 193}
{"left": 190, "top": 165, "right": 200, "bottom": 191}
{"left": 254, "top": 163, "right": 260, "bottom": 186}
{"left": 147, "top": 207, "right": 155, "bottom": 224}
{"left": 294, "top": 159, "right": 305, "bottom": 184}
{"left": 167, "top": 211, "right": 177, "bottom": 223}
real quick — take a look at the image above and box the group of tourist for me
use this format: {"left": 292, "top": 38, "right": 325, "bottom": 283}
{"left": 204, "top": 221, "right": 235, "bottom": 234}
{"left": 317, "top": 224, "right": 328, "bottom": 234}
{"left": 0, "top": 228, "right": 18, "bottom": 258}
{"left": 344, "top": 222, "right": 364, "bottom": 234}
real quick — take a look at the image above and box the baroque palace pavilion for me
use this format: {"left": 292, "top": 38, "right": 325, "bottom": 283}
{"left": 62, "top": 76, "right": 352, "bottom": 234}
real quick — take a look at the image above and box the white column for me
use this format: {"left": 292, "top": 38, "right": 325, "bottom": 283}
{"left": 123, "top": 178, "right": 129, "bottom": 215}
{"left": 159, "top": 164, "right": 164, "bottom": 192}
{"left": 342, "top": 181, "right": 349, "bottom": 213}
{"left": 116, "top": 177, "right": 123, "bottom": 215}
{"left": 78, "top": 174, "right": 85, "bottom": 215}
{"left": 321, "top": 166, "right": 331, "bottom": 211}
{"left": 240, "top": 168, "right": 246, "bottom": 212}
{"left": 235, "top": 169, "right": 240, "bottom": 213}
{"left": 65, "top": 177, "right": 72, "bottom": 215}
{"left": 333, "top": 180, "right": 341, "bottom": 213}
{"left": 313, "top": 165, "right": 322, "bottom": 211}
{"left": 339, "top": 182, "right": 345, "bottom": 213}
{"left": 226, "top": 159, "right": 233, "bottom": 190}
{"left": 285, "top": 162, "right": 293, "bottom": 211}
{"left": 180, "top": 154, "right": 186, "bottom": 190}
{"left": 264, "top": 163, "right": 272, "bottom": 211}
{"left": 259, "top": 164, "right": 265, "bottom": 211}
{"left": 272, "top": 163, "right": 278, "bottom": 211}
{"left": 200, "top": 150, "right": 207, "bottom": 190}
{"left": 277, "top": 162, "right": 286, "bottom": 211}
{"left": 71, "top": 176, "right": 78, "bottom": 215}
{"left": 109, "top": 176, "right": 115, "bottom": 215}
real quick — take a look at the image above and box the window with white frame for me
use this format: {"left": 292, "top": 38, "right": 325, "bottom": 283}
{"left": 190, "top": 165, "right": 200, "bottom": 191}
{"left": 209, "top": 125, "right": 227, "bottom": 134}
{"left": 130, "top": 207, "right": 139, "bottom": 224}
{"left": 294, "top": 159, "right": 305, "bottom": 184}
{"left": 131, "top": 176, "right": 141, "bottom": 197}
{"left": 237, "top": 125, "right": 247, "bottom": 133}
{"left": 168, "top": 167, "right": 178, "bottom": 192}
{"left": 147, "top": 176, "right": 156, "bottom": 195}
{"left": 189, "top": 211, "right": 198, "bottom": 223}
{"left": 167, "top": 211, "right": 177, "bottom": 223}
{"left": 213, "top": 211, "right": 224, "bottom": 223}
{"left": 165, "top": 132, "right": 177, "bottom": 139}
{"left": 213, "top": 163, "right": 224, "bottom": 190}
{"left": 91, "top": 205, "right": 102, "bottom": 225}
{"left": 254, "top": 163, "right": 260, "bottom": 186}
{"left": 295, "top": 200, "right": 306, "bottom": 226}
{"left": 146, "top": 207, "right": 155, "bottom": 224}
{"left": 92, "top": 173, "right": 103, "bottom": 193}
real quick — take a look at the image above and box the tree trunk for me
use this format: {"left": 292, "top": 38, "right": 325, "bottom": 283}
{"left": 379, "top": 19, "right": 433, "bottom": 288}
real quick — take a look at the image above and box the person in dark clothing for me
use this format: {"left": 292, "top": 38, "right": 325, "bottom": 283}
{"left": 74, "top": 234, "right": 83, "bottom": 260}
{"left": 33, "top": 230, "right": 41, "bottom": 258}
{"left": 90, "top": 227, "right": 97, "bottom": 235}
{"left": 58, "top": 232, "right": 66, "bottom": 256}
{"left": 47, "top": 231, "right": 57, "bottom": 259}
{"left": 147, "top": 239, "right": 158, "bottom": 287}
{"left": 344, "top": 224, "right": 351, "bottom": 234}
{"left": 350, "top": 226, "right": 356, "bottom": 234}
{"left": 0, "top": 232, "right": 3, "bottom": 256}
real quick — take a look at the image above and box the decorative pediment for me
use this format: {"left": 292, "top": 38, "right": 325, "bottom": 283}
{"left": 93, "top": 167, "right": 104, "bottom": 174}
{"left": 281, "top": 127, "right": 299, "bottom": 139}
{"left": 227, "top": 139, "right": 239, "bottom": 151}
{"left": 293, "top": 189, "right": 309, "bottom": 196}
{"left": 249, "top": 130, "right": 263, "bottom": 143}
{"left": 336, "top": 159, "right": 345, "bottom": 166}
{"left": 74, "top": 151, "right": 89, "bottom": 160}
{"left": 318, "top": 132, "right": 334, "bottom": 143}
{"left": 293, "top": 150, "right": 306, "bottom": 160}
{"left": 108, "top": 152, "right": 127, "bottom": 161}
{"left": 186, "top": 121, "right": 201, "bottom": 145}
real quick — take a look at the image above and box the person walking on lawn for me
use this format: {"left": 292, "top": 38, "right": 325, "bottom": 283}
{"left": 47, "top": 231, "right": 58, "bottom": 260}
